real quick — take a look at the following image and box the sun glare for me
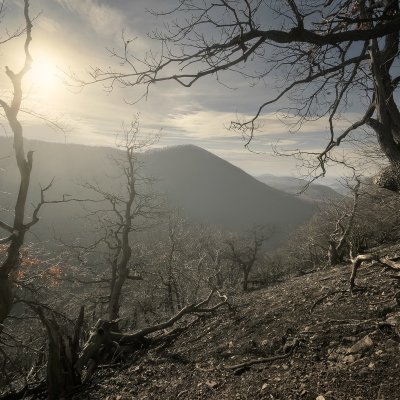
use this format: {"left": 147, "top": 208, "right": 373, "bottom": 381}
{"left": 27, "top": 56, "right": 59, "bottom": 92}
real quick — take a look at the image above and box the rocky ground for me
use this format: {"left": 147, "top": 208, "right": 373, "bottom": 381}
{"left": 71, "top": 244, "right": 400, "bottom": 400}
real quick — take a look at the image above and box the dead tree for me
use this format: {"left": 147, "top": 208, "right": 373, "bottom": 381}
{"left": 35, "top": 306, "right": 84, "bottom": 400}
{"left": 149, "top": 213, "right": 213, "bottom": 314}
{"left": 327, "top": 179, "right": 361, "bottom": 266}
{"left": 0, "top": 0, "right": 36, "bottom": 328}
{"left": 199, "top": 227, "right": 232, "bottom": 289}
{"left": 159, "top": 213, "right": 185, "bottom": 313}
{"left": 225, "top": 226, "right": 270, "bottom": 292}
{"left": 155, "top": 212, "right": 204, "bottom": 314}
{"left": 205, "top": 244, "right": 225, "bottom": 289}
{"left": 83, "top": 117, "right": 162, "bottom": 323}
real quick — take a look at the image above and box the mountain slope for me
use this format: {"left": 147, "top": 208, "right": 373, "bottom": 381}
{"left": 0, "top": 139, "right": 315, "bottom": 245}
{"left": 72, "top": 242, "right": 400, "bottom": 400}
{"left": 145, "top": 145, "right": 316, "bottom": 232}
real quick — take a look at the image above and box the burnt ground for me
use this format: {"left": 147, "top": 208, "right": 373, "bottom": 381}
{"left": 73, "top": 244, "right": 400, "bottom": 400}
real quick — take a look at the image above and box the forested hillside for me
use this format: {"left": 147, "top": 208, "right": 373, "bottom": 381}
{"left": 0, "top": 138, "right": 315, "bottom": 247}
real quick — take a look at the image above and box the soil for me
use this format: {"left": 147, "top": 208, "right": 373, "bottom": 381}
{"left": 72, "top": 244, "right": 400, "bottom": 400}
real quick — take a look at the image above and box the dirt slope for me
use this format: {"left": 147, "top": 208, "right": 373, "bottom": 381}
{"left": 74, "top": 244, "right": 400, "bottom": 400}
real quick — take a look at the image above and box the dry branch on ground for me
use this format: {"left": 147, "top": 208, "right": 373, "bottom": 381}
{"left": 76, "top": 291, "right": 228, "bottom": 383}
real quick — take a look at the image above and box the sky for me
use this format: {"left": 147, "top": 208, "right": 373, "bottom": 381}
{"left": 0, "top": 0, "right": 378, "bottom": 181}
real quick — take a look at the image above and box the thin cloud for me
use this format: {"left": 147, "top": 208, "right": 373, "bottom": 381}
{"left": 55, "top": 0, "right": 127, "bottom": 38}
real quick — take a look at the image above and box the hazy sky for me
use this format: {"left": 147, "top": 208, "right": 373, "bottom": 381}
{"left": 0, "top": 0, "right": 371, "bottom": 179}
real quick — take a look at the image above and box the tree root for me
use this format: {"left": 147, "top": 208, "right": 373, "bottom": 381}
{"left": 225, "top": 339, "right": 299, "bottom": 372}
{"left": 309, "top": 318, "right": 386, "bottom": 337}
{"left": 349, "top": 253, "right": 400, "bottom": 294}
{"left": 379, "top": 290, "right": 400, "bottom": 317}
{"left": 350, "top": 254, "right": 377, "bottom": 293}
{"left": 379, "top": 257, "right": 400, "bottom": 271}
{"left": 76, "top": 290, "right": 228, "bottom": 382}
{"left": 309, "top": 290, "right": 348, "bottom": 313}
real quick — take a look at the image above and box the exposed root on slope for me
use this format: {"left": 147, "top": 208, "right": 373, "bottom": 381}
{"left": 225, "top": 339, "right": 299, "bottom": 373}
{"left": 310, "top": 290, "right": 348, "bottom": 314}
{"left": 350, "top": 252, "right": 400, "bottom": 294}
{"left": 76, "top": 290, "right": 229, "bottom": 383}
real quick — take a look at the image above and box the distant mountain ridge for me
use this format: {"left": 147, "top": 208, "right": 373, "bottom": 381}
{"left": 0, "top": 139, "right": 316, "bottom": 247}
{"left": 256, "top": 173, "right": 342, "bottom": 202}
{"left": 144, "top": 145, "right": 316, "bottom": 233}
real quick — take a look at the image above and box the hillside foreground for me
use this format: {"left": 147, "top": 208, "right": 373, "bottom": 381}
{"left": 67, "top": 243, "right": 400, "bottom": 400}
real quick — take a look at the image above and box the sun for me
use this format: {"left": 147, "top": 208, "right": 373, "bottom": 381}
{"left": 27, "top": 56, "right": 59, "bottom": 92}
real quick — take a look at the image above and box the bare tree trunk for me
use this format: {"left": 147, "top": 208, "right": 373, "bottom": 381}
{"left": 367, "top": 6, "right": 400, "bottom": 189}
{"left": 226, "top": 227, "right": 270, "bottom": 292}
{"left": 107, "top": 144, "right": 135, "bottom": 322}
{"left": 0, "top": 279, "right": 13, "bottom": 329}
{"left": 86, "top": 122, "right": 159, "bottom": 323}
{"left": 242, "top": 267, "right": 250, "bottom": 292}
{"left": 173, "top": 279, "right": 182, "bottom": 310}
{"left": 165, "top": 278, "right": 174, "bottom": 313}
{"left": 36, "top": 307, "right": 84, "bottom": 399}
{"left": 327, "top": 180, "right": 361, "bottom": 266}
{"left": 108, "top": 264, "right": 128, "bottom": 322}
{"left": 0, "top": 0, "right": 33, "bottom": 326}
{"left": 327, "top": 241, "right": 340, "bottom": 266}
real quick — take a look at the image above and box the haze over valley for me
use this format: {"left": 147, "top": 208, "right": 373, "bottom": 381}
{"left": 0, "top": 138, "right": 317, "bottom": 248}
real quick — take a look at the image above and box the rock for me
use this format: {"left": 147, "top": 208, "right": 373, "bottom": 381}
{"left": 261, "top": 383, "right": 268, "bottom": 391}
{"left": 316, "top": 396, "right": 325, "bottom": 400}
{"left": 205, "top": 380, "right": 218, "bottom": 389}
{"left": 388, "top": 311, "right": 400, "bottom": 326}
{"left": 348, "top": 335, "right": 373, "bottom": 354}
{"left": 343, "top": 354, "right": 356, "bottom": 364}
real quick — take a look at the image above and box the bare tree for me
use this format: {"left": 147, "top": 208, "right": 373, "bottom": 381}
{"left": 82, "top": 117, "right": 162, "bottom": 323}
{"left": 225, "top": 226, "right": 271, "bottom": 291}
{"left": 201, "top": 227, "right": 231, "bottom": 289}
{"left": 147, "top": 212, "right": 212, "bottom": 315}
{"left": 78, "top": 0, "right": 400, "bottom": 186}
{"left": 158, "top": 212, "right": 187, "bottom": 313}
{"left": 0, "top": 0, "right": 36, "bottom": 328}
{"left": 327, "top": 178, "right": 361, "bottom": 265}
